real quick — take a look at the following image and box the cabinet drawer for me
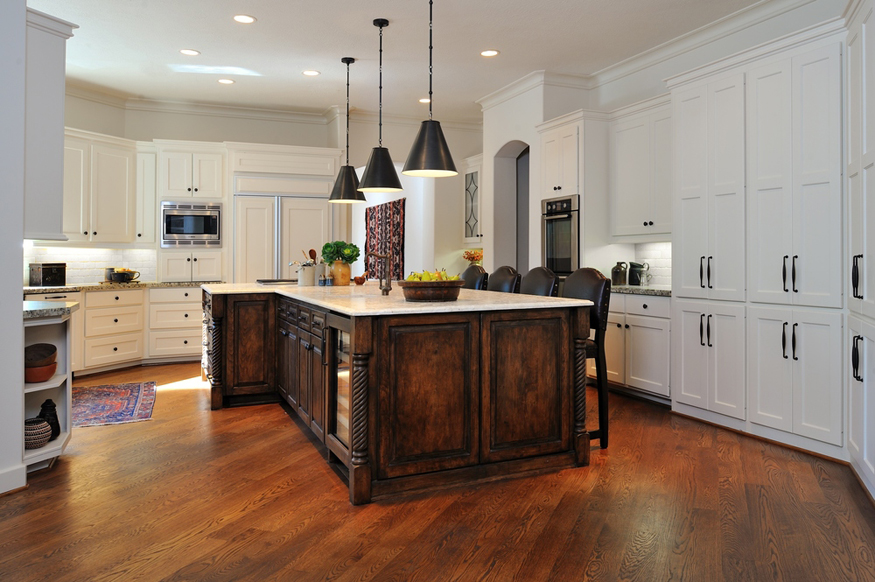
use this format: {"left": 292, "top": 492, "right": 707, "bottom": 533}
{"left": 608, "top": 294, "right": 625, "bottom": 313}
{"left": 310, "top": 309, "right": 326, "bottom": 337}
{"left": 84, "top": 332, "right": 144, "bottom": 368}
{"left": 149, "top": 329, "right": 202, "bottom": 357}
{"left": 149, "top": 303, "right": 202, "bottom": 329}
{"left": 85, "top": 306, "right": 144, "bottom": 337}
{"left": 150, "top": 287, "right": 200, "bottom": 303}
{"left": 625, "top": 295, "right": 670, "bottom": 318}
{"left": 296, "top": 306, "right": 311, "bottom": 332}
{"left": 85, "top": 289, "right": 145, "bottom": 308}
{"left": 277, "top": 298, "right": 297, "bottom": 323}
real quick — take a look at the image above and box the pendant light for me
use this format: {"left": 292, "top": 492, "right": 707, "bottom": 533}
{"left": 329, "top": 57, "right": 366, "bottom": 203}
{"left": 402, "top": 0, "right": 457, "bottom": 178}
{"left": 359, "top": 18, "right": 403, "bottom": 193}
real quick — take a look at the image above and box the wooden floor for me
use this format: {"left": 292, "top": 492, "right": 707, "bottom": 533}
{"left": 1, "top": 363, "right": 874, "bottom": 581}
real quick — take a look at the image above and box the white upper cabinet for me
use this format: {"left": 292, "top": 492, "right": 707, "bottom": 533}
{"left": 747, "top": 44, "right": 842, "bottom": 308}
{"left": 157, "top": 147, "right": 224, "bottom": 199}
{"left": 135, "top": 145, "right": 157, "bottom": 244}
{"left": 672, "top": 73, "right": 746, "bottom": 302}
{"left": 610, "top": 103, "right": 672, "bottom": 238}
{"left": 541, "top": 123, "right": 579, "bottom": 196}
{"left": 462, "top": 155, "right": 483, "bottom": 244}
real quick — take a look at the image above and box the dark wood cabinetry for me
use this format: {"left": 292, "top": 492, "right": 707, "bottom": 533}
{"left": 277, "top": 299, "right": 299, "bottom": 409}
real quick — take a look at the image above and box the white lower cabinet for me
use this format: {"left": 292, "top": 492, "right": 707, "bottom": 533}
{"left": 148, "top": 287, "right": 203, "bottom": 358}
{"left": 159, "top": 250, "right": 223, "bottom": 283}
{"left": 82, "top": 290, "right": 145, "bottom": 369}
{"left": 849, "top": 316, "right": 875, "bottom": 490}
{"left": 747, "top": 306, "right": 842, "bottom": 445}
{"left": 24, "top": 291, "right": 84, "bottom": 372}
{"left": 672, "top": 299, "right": 746, "bottom": 420}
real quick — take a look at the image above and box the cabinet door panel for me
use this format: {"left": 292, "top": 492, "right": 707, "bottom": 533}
{"left": 747, "top": 306, "right": 793, "bottom": 432}
{"left": 192, "top": 153, "right": 222, "bottom": 198}
{"left": 62, "top": 137, "right": 90, "bottom": 242}
{"left": 84, "top": 307, "right": 144, "bottom": 337}
{"left": 671, "top": 300, "right": 709, "bottom": 409}
{"left": 848, "top": 317, "right": 864, "bottom": 464}
{"left": 191, "top": 251, "right": 223, "bottom": 282}
{"left": 234, "top": 197, "right": 276, "bottom": 283}
{"left": 865, "top": 163, "right": 875, "bottom": 320}
{"left": 708, "top": 304, "right": 745, "bottom": 420}
{"left": 91, "top": 144, "right": 134, "bottom": 243}
{"left": 650, "top": 111, "right": 673, "bottom": 234}
{"left": 560, "top": 126, "right": 579, "bottom": 194}
{"left": 864, "top": 320, "right": 875, "bottom": 482}
{"left": 309, "top": 336, "right": 326, "bottom": 442}
{"left": 611, "top": 118, "right": 651, "bottom": 236}
{"left": 160, "top": 253, "right": 193, "bottom": 282}
{"left": 604, "top": 313, "right": 626, "bottom": 385}
{"left": 279, "top": 197, "right": 330, "bottom": 280}
{"left": 225, "top": 295, "right": 275, "bottom": 397}
{"left": 135, "top": 152, "right": 156, "bottom": 243}
{"left": 297, "top": 330, "right": 312, "bottom": 424}
{"left": 160, "top": 152, "right": 192, "bottom": 198}
{"left": 625, "top": 314, "right": 670, "bottom": 397}
{"left": 792, "top": 310, "right": 842, "bottom": 445}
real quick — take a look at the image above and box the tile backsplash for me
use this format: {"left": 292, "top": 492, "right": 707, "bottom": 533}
{"left": 24, "top": 246, "right": 158, "bottom": 285}
{"left": 634, "top": 242, "right": 671, "bottom": 287}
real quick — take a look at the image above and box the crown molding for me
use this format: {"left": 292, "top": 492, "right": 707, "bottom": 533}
{"left": 535, "top": 108, "right": 611, "bottom": 132}
{"left": 349, "top": 110, "right": 482, "bottom": 133}
{"left": 66, "top": 85, "right": 129, "bottom": 109}
{"left": 26, "top": 8, "right": 77, "bottom": 39}
{"left": 609, "top": 93, "right": 671, "bottom": 120}
{"left": 476, "top": 71, "right": 593, "bottom": 113}
{"left": 125, "top": 98, "right": 329, "bottom": 125}
{"left": 843, "top": 0, "right": 870, "bottom": 23}
{"left": 592, "top": 0, "right": 818, "bottom": 89}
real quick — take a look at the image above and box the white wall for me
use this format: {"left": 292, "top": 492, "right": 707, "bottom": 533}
{"left": 0, "top": 0, "right": 28, "bottom": 494}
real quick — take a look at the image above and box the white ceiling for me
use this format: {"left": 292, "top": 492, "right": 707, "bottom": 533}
{"left": 27, "top": 0, "right": 764, "bottom": 124}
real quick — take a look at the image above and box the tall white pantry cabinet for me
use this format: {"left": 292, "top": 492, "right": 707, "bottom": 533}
{"left": 668, "top": 25, "right": 846, "bottom": 460}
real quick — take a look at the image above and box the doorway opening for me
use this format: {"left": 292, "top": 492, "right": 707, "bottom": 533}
{"left": 493, "top": 140, "right": 530, "bottom": 271}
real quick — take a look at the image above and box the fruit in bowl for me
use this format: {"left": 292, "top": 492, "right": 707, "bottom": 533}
{"left": 399, "top": 270, "right": 465, "bottom": 302}
{"left": 405, "top": 269, "right": 460, "bottom": 282}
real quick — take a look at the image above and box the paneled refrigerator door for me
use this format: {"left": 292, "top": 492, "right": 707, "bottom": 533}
{"left": 279, "top": 197, "right": 330, "bottom": 280}
{"left": 234, "top": 196, "right": 276, "bottom": 282}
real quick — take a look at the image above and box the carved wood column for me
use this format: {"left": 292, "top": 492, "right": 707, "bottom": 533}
{"left": 349, "top": 351, "right": 372, "bottom": 504}
{"left": 573, "top": 326, "right": 591, "bottom": 467}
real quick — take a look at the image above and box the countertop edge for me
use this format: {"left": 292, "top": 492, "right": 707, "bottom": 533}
{"left": 24, "top": 300, "right": 80, "bottom": 319}
{"left": 23, "top": 281, "right": 222, "bottom": 295}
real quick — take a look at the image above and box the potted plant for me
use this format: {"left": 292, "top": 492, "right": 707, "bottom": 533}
{"left": 321, "top": 241, "right": 360, "bottom": 286}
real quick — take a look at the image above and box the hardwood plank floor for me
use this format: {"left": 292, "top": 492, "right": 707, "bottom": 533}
{"left": 1, "top": 362, "right": 874, "bottom": 581}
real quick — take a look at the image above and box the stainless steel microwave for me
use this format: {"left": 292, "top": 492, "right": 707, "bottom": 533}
{"left": 160, "top": 202, "right": 221, "bottom": 248}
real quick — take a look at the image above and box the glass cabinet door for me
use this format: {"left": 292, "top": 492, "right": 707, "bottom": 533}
{"left": 463, "top": 169, "right": 481, "bottom": 243}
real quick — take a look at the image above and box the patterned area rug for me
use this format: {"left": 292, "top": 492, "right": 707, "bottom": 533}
{"left": 72, "top": 382, "right": 157, "bottom": 427}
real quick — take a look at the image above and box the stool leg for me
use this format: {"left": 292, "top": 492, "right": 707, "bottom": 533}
{"left": 596, "top": 348, "right": 609, "bottom": 449}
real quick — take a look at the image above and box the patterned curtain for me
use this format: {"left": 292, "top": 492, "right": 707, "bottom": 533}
{"left": 365, "top": 199, "right": 405, "bottom": 281}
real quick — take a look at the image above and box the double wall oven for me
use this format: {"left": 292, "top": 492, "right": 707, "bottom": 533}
{"left": 541, "top": 194, "right": 579, "bottom": 277}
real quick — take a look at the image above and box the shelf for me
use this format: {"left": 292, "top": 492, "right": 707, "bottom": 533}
{"left": 23, "top": 430, "right": 71, "bottom": 466}
{"left": 23, "top": 372, "right": 67, "bottom": 393}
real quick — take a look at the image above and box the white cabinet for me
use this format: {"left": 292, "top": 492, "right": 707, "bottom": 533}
{"left": 24, "top": 9, "right": 75, "bottom": 241}
{"left": 462, "top": 155, "right": 482, "bottom": 244}
{"left": 160, "top": 250, "right": 223, "bottom": 283}
{"left": 157, "top": 149, "right": 223, "bottom": 199}
{"left": 672, "top": 74, "right": 746, "bottom": 301}
{"left": 849, "top": 316, "right": 875, "bottom": 491}
{"left": 672, "top": 299, "right": 746, "bottom": 420}
{"left": 747, "top": 306, "right": 842, "bottom": 445}
{"left": 747, "top": 44, "right": 842, "bottom": 308}
{"left": 24, "top": 291, "right": 83, "bottom": 372}
{"left": 148, "top": 287, "right": 202, "bottom": 358}
{"left": 540, "top": 123, "right": 579, "bottom": 196}
{"left": 82, "top": 290, "right": 145, "bottom": 370}
{"left": 62, "top": 130, "right": 136, "bottom": 244}
{"left": 610, "top": 104, "right": 672, "bottom": 238}
{"left": 135, "top": 145, "right": 157, "bottom": 244}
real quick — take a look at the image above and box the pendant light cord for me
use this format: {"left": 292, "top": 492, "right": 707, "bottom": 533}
{"left": 345, "top": 60, "right": 351, "bottom": 165}
{"left": 378, "top": 22, "right": 384, "bottom": 147}
{"left": 428, "top": 0, "right": 433, "bottom": 121}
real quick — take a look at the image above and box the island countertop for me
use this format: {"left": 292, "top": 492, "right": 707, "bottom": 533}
{"left": 202, "top": 282, "right": 593, "bottom": 317}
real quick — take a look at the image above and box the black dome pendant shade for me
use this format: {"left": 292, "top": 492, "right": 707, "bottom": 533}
{"left": 330, "top": 57, "right": 366, "bottom": 203}
{"left": 359, "top": 18, "right": 403, "bottom": 193}
{"left": 402, "top": 0, "right": 457, "bottom": 178}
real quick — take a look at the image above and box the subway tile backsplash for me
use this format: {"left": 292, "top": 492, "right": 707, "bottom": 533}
{"left": 24, "top": 246, "right": 158, "bottom": 285}
{"left": 634, "top": 242, "right": 671, "bottom": 287}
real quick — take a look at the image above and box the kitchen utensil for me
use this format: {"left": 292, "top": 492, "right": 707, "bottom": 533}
{"left": 309, "top": 248, "right": 317, "bottom": 262}
{"left": 611, "top": 262, "right": 628, "bottom": 286}
{"left": 302, "top": 249, "right": 309, "bottom": 261}
{"left": 25, "top": 361, "right": 58, "bottom": 383}
{"left": 25, "top": 343, "right": 57, "bottom": 368}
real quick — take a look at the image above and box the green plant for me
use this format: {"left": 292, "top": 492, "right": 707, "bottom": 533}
{"left": 321, "top": 241, "right": 360, "bottom": 264}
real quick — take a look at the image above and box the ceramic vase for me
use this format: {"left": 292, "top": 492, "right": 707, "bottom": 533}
{"left": 331, "top": 260, "right": 351, "bottom": 286}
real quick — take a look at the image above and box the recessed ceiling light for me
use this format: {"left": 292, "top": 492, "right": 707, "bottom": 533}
{"left": 419, "top": 98, "right": 431, "bottom": 104}
{"left": 180, "top": 49, "right": 200, "bottom": 56}
{"left": 233, "top": 14, "right": 256, "bottom": 24}
{"left": 302, "top": 70, "right": 320, "bottom": 77}
{"left": 481, "top": 50, "right": 500, "bottom": 57}
{"left": 218, "top": 79, "right": 235, "bottom": 84}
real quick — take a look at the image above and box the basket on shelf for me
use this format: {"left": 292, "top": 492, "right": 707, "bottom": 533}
{"left": 24, "top": 418, "right": 52, "bottom": 449}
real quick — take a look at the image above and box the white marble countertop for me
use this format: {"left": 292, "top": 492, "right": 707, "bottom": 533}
{"left": 203, "top": 282, "right": 593, "bottom": 317}
{"left": 23, "top": 300, "right": 80, "bottom": 320}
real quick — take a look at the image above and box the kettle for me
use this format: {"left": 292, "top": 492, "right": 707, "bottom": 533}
{"left": 629, "top": 262, "right": 650, "bottom": 286}
{"left": 611, "top": 262, "right": 627, "bottom": 286}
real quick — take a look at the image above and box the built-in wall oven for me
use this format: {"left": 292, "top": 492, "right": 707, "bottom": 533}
{"left": 541, "top": 194, "right": 579, "bottom": 277}
{"left": 160, "top": 202, "right": 221, "bottom": 248}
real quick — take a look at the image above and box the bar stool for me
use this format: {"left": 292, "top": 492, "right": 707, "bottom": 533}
{"left": 460, "top": 264, "right": 488, "bottom": 290}
{"left": 486, "top": 266, "right": 521, "bottom": 293}
{"left": 519, "top": 266, "right": 559, "bottom": 297}
{"left": 561, "top": 267, "right": 611, "bottom": 449}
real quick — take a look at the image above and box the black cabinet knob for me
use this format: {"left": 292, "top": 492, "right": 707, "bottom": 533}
{"left": 113, "top": 347, "right": 118, "bottom": 352}
{"left": 83, "top": 231, "right": 88, "bottom": 235}
{"left": 115, "top": 296, "right": 119, "bottom": 300}
{"left": 643, "top": 221, "right": 648, "bottom": 226}
{"left": 616, "top": 323, "right": 621, "bottom": 328}
{"left": 113, "top": 318, "right": 118, "bottom": 323}
{"left": 193, "top": 258, "right": 198, "bottom": 262}
{"left": 194, "top": 187, "right": 198, "bottom": 192}
{"left": 184, "top": 340, "right": 188, "bottom": 345}
{"left": 184, "top": 292, "right": 189, "bottom": 297}
{"left": 625, "top": 324, "right": 630, "bottom": 329}
{"left": 643, "top": 304, "right": 648, "bottom": 309}
{"left": 187, "top": 187, "right": 192, "bottom": 192}
{"left": 137, "top": 233, "right": 142, "bottom": 237}
{"left": 93, "top": 231, "right": 97, "bottom": 235}
{"left": 184, "top": 313, "right": 189, "bottom": 318}
{"left": 187, "top": 258, "right": 191, "bottom": 262}
{"left": 648, "top": 221, "right": 654, "bottom": 226}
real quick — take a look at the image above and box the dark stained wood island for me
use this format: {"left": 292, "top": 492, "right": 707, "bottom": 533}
{"left": 203, "top": 283, "right": 592, "bottom": 505}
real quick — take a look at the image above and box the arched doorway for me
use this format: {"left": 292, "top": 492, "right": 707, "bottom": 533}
{"left": 493, "top": 140, "right": 530, "bottom": 271}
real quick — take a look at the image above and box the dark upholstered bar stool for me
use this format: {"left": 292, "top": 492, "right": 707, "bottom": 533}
{"left": 562, "top": 267, "right": 612, "bottom": 449}
{"left": 519, "top": 266, "right": 559, "bottom": 297}
{"left": 486, "top": 266, "right": 521, "bottom": 293}
{"left": 460, "top": 264, "right": 488, "bottom": 290}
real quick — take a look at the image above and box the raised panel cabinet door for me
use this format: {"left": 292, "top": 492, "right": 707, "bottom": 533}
{"left": 863, "top": 319, "right": 875, "bottom": 485}
{"left": 542, "top": 128, "right": 563, "bottom": 195}
{"left": 376, "top": 313, "right": 480, "bottom": 479}
{"left": 791, "top": 44, "right": 842, "bottom": 308}
{"left": 62, "top": 136, "right": 90, "bottom": 242}
{"left": 309, "top": 333, "right": 327, "bottom": 442}
{"left": 225, "top": 294, "right": 276, "bottom": 397}
{"left": 559, "top": 125, "right": 580, "bottom": 194}
{"left": 611, "top": 117, "right": 652, "bottom": 236}
{"left": 672, "top": 85, "right": 709, "bottom": 299}
{"left": 604, "top": 312, "right": 626, "bottom": 385}
{"left": 481, "top": 310, "right": 570, "bottom": 463}
{"left": 276, "top": 320, "right": 290, "bottom": 402}
{"left": 650, "top": 110, "right": 673, "bottom": 234}
{"left": 285, "top": 321, "right": 300, "bottom": 409}
{"left": 708, "top": 302, "right": 746, "bottom": 420}
{"left": 858, "top": 8, "right": 875, "bottom": 321}
{"left": 671, "top": 299, "right": 710, "bottom": 410}
{"left": 746, "top": 306, "right": 794, "bottom": 432}
{"left": 624, "top": 314, "right": 670, "bottom": 397}
{"left": 848, "top": 317, "right": 864, "bottom": 467}
{"left": 746, "top": 60, "right": 793, "bottom": 306}
{"left": 191, "top": 153, "right": 223, "bottom": 198}
{"left": 296, "top": 329, "right": 312, "bottom": 425}
{"left": 279, "top": 196, "right": 330, "bottom": 280}
{"left": 191, "top": 250, "right": 223, "bottom": 282}
{"left": 135, "top": 151, "right": 156, "bottom": 243}
{"left": 865, "top": 160, "right": 875, "bottom": 320}
{"left": 707, "top": 73, "right": 746, "bottom": 302}
{"left": 90, "top": 143, "right": 135, "bottom": 243}
{"left": 234, "top": 196, "right": 276, "bottom": 283}
{"left": 159, "top": 151, "right": 193, "bottom": 198}
{"left": 791, "top": 310, "right": 842, "bottom": 445}
{"left": 160, "top": 252, "right": 193, "bottom": 282}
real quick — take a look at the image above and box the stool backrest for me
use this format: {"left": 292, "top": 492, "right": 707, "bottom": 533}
{"left": 487, "top": 266, "right": 521, "bottom": 293}
{"left": 460, "top": 264, "right": 488, "bottom": 290}
{"left": 561, "top": 267, "right": 612, "bottom": 336}
{"left": 519, "top": 266, "right": 559, "bottom": 297}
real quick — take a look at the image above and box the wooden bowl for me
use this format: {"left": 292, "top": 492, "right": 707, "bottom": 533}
{"left": 25, "top": 343, "right": 57, "bottom": 368}
{"left": 398, "top": 280, "right": 465, "bottom": 302}
{"left": 25, "top": 362, "right": 57, "bottom": 383}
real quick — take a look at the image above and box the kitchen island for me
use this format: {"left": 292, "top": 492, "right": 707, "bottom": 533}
{"left": 202, "top": 283, "right": 592, "bottom": 504}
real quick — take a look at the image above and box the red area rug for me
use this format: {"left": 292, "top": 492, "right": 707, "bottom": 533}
{"left": 72, "top": 382, "right": 157, "bottom": 427}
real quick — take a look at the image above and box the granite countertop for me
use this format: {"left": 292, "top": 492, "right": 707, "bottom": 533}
{"left": 611, "top": 285, "right": 671, "bottom": 297}
{"left": 23, "top": 300, "right": 80, "bottom": 319}
{"left": 202, "top": 282, "right": 593, "bottom": 317}
{"left": 23, "top": 281, "right": 221, "bottom": 295}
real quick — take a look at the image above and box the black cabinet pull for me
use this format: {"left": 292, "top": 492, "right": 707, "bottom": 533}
{"left": 792, "top": 255, "right": 798, "bottom": 293}
{"left": 699, "top": 314, "right": 705, "bottom": 346}
{"left": 648, "top": 221, "right": 653, "bottom": 226}
{"left": 557, "top": 186, "right": 562, "bottom": 191}
{"left": 113, "top": 318, "right": 118, "bottom": 323}
{"left": 616, "top": 323, "right": 622, "bottom": 328}
{"left": 322, "top": 332, "right": 328, "bottom": 366}
{"left": 113, "top": 347, "right": 118, "bottom": 352}
{"left": 782, "top": 322, "right": 788, "bottom": 359}
{"left": 642, "top": 304, "right": 648, "bottom": 309}
{"left": 707, "top": 314, "right": 713, "bottom": 347}
{"left": 115, "top": 296, "right": 119, "bottom": 300}
{"left": 782, "top": 255, "right": 789, "bottom": 292}
{"left": 700, "top": 256, "right": 706, "bottom": 288}
{"left": 194, "top": 187, "right": 199, "bottom": 192}
{"left": 643, "top": 221, "right": 648, "bottom": 226}
{"left": 707, "top": 257, "right": 713, "bottom": 289}
{"left": 792, "top": 323, "right": 799, "bottom": 361}
{"left": 93, "top": 231, "right": 97, "bottom": 235}
{"left": 625, "top": 324, "right": 630, "bottom": 329}
{"left": 184, "top": 313, "right": 189, "bottom": 318}
{"left": 852, "top": 335, "right": 862, "bottom": 381}
{"left": 852, "top": 255, "right": 859, "bottom": 298}
{"left": 138, "top": 233, "right": 142, "bottom": 237}
{"left": 184, "top": 340, "right": 188, "bottom": 345}
{"left": 83, "top": 231, "right": 88, "bottom": 235}
{"left": 184, "top": 292, "right": 189, "bottom": 297}
{"left": 187, "top": 187, "right": 192, "bottom": 192}
{"left": 193, "top": 258, "right": 198, "bottom": 262}
{"left": 187, "top": 258, "right": 191, "bottom": 262}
